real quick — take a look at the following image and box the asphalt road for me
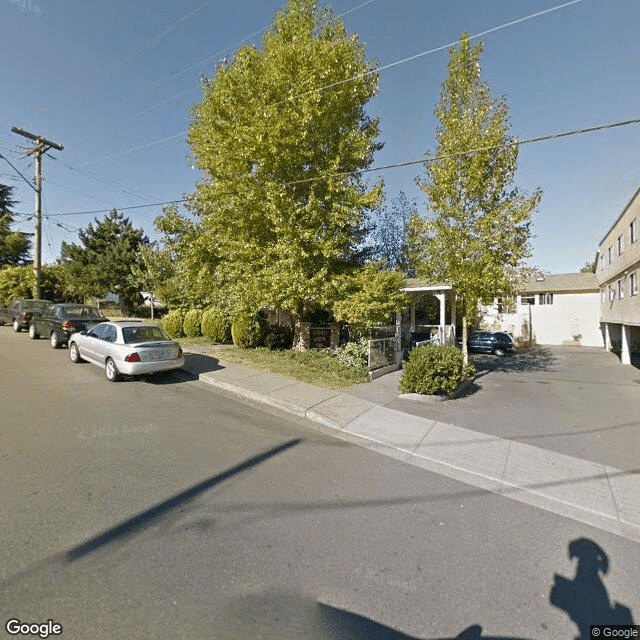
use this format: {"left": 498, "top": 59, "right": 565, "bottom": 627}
{"left": 1, "top": 329, "right": 638, "bottom": 639}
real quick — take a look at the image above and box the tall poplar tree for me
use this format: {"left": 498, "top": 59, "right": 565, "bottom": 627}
{"left": 416, "top": 33, "right": 541, "bottom": 355}
{"left": 187, "top": 0, "right": 382, "bottom": 339}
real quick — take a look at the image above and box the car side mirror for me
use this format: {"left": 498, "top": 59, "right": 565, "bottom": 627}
{"left": 79, "top": 330, "right": 87, "bottom": 336}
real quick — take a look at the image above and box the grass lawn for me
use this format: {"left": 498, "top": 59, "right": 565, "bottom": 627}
{"left": 192, "top": 342, "right": 368, "bottom": 388}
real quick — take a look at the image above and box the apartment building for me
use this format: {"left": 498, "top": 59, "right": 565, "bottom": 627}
{"left": 596, "top": 186, "right": 640, "bottom": 365}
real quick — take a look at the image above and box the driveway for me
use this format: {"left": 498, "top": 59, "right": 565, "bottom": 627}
{"left": 384, "top": 346, "right": 640, "bottom": 472}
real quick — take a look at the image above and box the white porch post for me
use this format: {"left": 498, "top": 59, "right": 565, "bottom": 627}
{"left": 451, "top": 293, "right": 456, "bottom": 337}
{"left": 395, "top": 311, "right": 402, "bottom": 366}
{"left": 621, "top": 324, "right": 631, "bottom": 365}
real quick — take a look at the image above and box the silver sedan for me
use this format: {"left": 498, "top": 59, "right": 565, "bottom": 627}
{"left": 68, "top": 321, "right": 185, "bottom": 382}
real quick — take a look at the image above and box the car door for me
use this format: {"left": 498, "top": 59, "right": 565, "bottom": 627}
{"left": 39, "top": 304, "right": 56, "bottom": 335}
{"left": 91, "top": 324, "right": 117, "bottom": 363}
{"left": 81, "top": 323, "right": 107, "bottom": 363}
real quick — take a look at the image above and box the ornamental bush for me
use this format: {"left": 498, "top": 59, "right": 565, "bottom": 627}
{"left": 399, "top": 344, "right": 475, "bottom": 396}
{"left": 201, "top": 307, "right": 230, "bottom": 343}
{"left": 336, "top": 337, "right": 368, "bottom": 370}
{"left": 162, "top": 309, "right": 184, "bottom": 338}
{"left": 231, "top": 312, "right": 268, "bottom": 349}
{"left": 183, "top": 309, "right": 203, "bottom": 338}
{"left": 264, "top": 324, "right": 294, "bottom": 350}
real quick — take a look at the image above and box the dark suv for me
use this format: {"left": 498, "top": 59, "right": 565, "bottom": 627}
{"left": 29, "top": 303, "right": 108, "bottom": 348}
{"left": 0, "top": 299, "right": 52, "bottom": 332}
{"left": 465, "top": 331, "right": 516, "bottom": 357}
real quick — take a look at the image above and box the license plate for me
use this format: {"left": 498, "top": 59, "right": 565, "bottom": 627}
{"left": 153, "top": 349, "right": 171, "bottom": 360}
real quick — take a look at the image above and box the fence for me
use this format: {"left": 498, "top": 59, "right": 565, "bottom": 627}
{"left": 368, "top": 337, "right": 400, "bottom": 379}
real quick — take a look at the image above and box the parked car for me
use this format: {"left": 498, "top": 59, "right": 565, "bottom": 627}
{"left": 68, "top": 321, "right": 185, "bottom": 382}
{"left": 29, "top": 303, "right": 108, "bottom": 348}
{"left": 0, "top": 299, "right": 52, "bottom": 332}
{"left": 465, "top": 331, "right": 516, "bottom": 357}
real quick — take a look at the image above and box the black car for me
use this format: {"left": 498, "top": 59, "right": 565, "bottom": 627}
{"left": 0, "top": 299, "right": 52, "bottom": 332}
{"left": 465, "top": 331, "right": 516, "bottom": 357}
{"left": 29, "top": 303, "right": 108, "bottom": 348}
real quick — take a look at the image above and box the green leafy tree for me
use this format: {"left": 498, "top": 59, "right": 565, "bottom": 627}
{"left": 0, "top": 265, "right": 32, "bottom": 304}
{"left": 580, "top": 258, "right": 596, "bottom": 273}
{"left": 0, "top": 184, "right": 31, "bottom": 267}
{"left": 60, "top": 208, "right": 148, "bottom": 310}
{"left": 333, "top": 262, "right": 408, "bottom": 334}
{"left": 187, "top": 0, "right": 382, "bottom": 344}
{"left": 416, "top": 33, "right": 541, "bottom": 360}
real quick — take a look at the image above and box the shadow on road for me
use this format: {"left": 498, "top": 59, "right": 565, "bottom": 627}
{"left": 551, "top": 538, "right": 635, "bottom": 640}
{"left": 471, "top": 346, "right": 561, "bottom": 375}
{"left": 140, "top": 352, "right": 225, "bottom": 384}
{"left": 65, "top": 438, "right": 302, "bottom": 561}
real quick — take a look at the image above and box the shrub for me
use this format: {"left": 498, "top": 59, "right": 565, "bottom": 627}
{"left": 201, "top": 307, "right": 230, "bottom": 343}
{"left": 231, "top": 312, "right": 268, "bottom": 349}
{"left": 399, "top": 344, "right": 475, "bottom": 396}
{"left": 336, "top": 337, "right": 368, "bottom": 370}
{"left": 162, "top": 309, "right": 184, "bottom": 338}
{"left": 264, "top": 324, "right": 294, "bottom": 350}
{"left": 183, "top": 309, "right": 203, "bottom": 338}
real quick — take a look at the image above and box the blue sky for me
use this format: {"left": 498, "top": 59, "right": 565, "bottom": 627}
{"left": 1, "top": 0, "right": 639, "bottom": 273}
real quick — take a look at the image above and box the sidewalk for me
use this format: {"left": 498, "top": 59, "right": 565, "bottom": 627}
{"left": 184, "top": 351, "right": 640, "bottom": 543}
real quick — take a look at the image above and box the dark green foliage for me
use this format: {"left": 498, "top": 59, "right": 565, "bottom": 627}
{"left": 264, "top": 324, "right": 294, "bottom": 350}
{"left": 0, "top": 184, "right": 31, "bottom": 267}
{"left": 183, "top": 309, "right": 202, "bottom": 338}
{"left": 201, "top": 307, "right": 230, "bottom": 343}
{"left": 399, "top": 344, "right": 475, "bottom": 396}
{"left": 162, "top": 309, "right": 184, "bottom": 338}
{"left": 60, "top": 208, "right": 148, "bottom": 311}
{"left": 231, "top": 312, "right": 268, "bottom": 349}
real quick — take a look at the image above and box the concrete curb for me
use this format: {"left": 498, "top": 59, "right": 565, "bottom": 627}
{"left": 193, "top": 359, "right": 640, "bottom": 542}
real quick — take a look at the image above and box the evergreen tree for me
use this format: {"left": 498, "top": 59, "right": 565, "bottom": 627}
{"left": 0, "top": 184, "right": 31, "bottom": 267}
{"left": 371, "top": 191, "right": 417, "bottom": 270}
{"left": 186, "top": 0, "right": 382, "bottom": 339}
{"left": 60, "top": 208, "right": 148, "bottom": 309}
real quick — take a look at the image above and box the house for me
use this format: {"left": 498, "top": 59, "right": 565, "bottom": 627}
{"left": 483, "top": 272, "right": 603, "bottom": 347}
{"left": 596, "top": 186, "right": 640, "bottom": 365}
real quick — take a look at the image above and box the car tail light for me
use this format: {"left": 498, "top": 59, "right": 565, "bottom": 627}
{"left": 62, "top": 321, "right": 73, "bottom": 330}
{"left": 125, "top": 353, "right": 141, "bottom": 362}
{"left": 177, "top": 348, "right": 183, "bottom": 357}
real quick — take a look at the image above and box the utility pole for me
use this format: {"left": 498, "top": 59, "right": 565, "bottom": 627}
{"left": 10, "top": 126, "right": 63, "bottom": 299}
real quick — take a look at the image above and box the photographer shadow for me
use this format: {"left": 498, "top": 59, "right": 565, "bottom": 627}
{"left": 550, "top": 538, "right": 635, "bottom": 640}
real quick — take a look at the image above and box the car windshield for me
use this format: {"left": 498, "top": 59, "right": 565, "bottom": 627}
{"left": 64, "top": 307, "right": 104, "bottom": 319}
{"left": 122, "top": 326, "right": 171, "bottom": 344}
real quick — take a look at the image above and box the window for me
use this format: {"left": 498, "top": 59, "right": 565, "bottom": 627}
{"left": 539, "top": 293, "right": 553, "bottom": 305}
{"left": 617, "top": 234, "right": 624, "bottom": 255}
{"left": 600, "top": 255, "right": 605, "bottom": 271}
{"left": 631, "top": 218, "right": 638, "bottom": 244}
{"left": 618, "top": 278, "right": 625, "bottom": 299}
{"left": 601, "top": 288, "right": 606, "bottom": 303}
{"left": 520, "top": 295, "right": 535, "bottom": 305}
{"left": 631, "top": 271, "right": 638, "bottom": 296}
{"left": 608, "top": 246, "right": 613, "bottom": 263}
{"left": 497, "top": 295, "right": 516, "bottom": 314}
{"left": 609, "top": 285, "right": 616, "bottom": 302}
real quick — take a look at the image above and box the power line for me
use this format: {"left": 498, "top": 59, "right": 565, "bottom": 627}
{"left": 78, "top": 0, "right": 584, "bottom": 168}
{"left": 48, "top": 116, "right": 640, "bottom": 217}
{"left": 270, "top": 0, "right": 585, "bottom": 107}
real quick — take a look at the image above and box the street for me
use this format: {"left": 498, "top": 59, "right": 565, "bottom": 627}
{"left": 1, "top": 329, "right": 638, "bottom": 639}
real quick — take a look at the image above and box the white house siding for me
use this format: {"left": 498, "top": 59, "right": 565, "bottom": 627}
{"left": 483, "top": 292, "right": 603, "bottom": 347}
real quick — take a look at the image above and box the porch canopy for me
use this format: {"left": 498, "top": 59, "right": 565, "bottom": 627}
{"left": 400, "top": 280, "right": 457, "bottom": 345}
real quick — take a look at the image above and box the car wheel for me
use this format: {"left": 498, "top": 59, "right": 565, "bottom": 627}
{"left": 69, "top": 342, "right": 83, "bottom": 363}
{"left": 29, "top": 324, "right": 39, "bottom": 339}
{"left": 494, "top": 346, "right": 506, "bottom": 357}
{"left": 50, "top": 331, "right": 61, "bottom": 349}
{"left": 105, "top": 357, "right": 120, "bottom": 382}
{"left": 13, "top": 319, "right": 21, "bottom": 332}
